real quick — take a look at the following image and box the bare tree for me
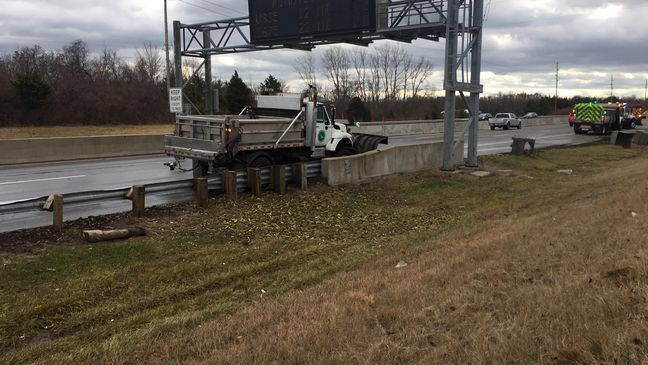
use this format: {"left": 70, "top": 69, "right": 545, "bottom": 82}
{"left": 293, "top": 53, "right": 318, "bottom": 90}
{"left": 376, "top": 44, "right": 409, "bottom": 100}
{"left": 408, "top": 56, "right": 434, "bottom": 99}
{"left": 351, "top": 48, "right": 369, "bottom": 101}
{"left": 321, "top": 47, "right": 352, "bottom": 102}
{"left": 135, "top": 42, "right": 163, "bottom": 83}
{"left": 91, "top": 48, "right": 123, "bottom": 82}
{"left": 59, "top": 40, "right": 91, "bottom": 79}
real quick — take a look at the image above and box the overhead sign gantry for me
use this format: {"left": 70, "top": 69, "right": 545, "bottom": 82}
{"left": 172, "top": 0, "right": 483, "bottom": 170}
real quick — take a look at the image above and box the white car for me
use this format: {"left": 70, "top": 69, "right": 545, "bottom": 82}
{"left": 489, "top": 113, "right": 522, "bottom": 130}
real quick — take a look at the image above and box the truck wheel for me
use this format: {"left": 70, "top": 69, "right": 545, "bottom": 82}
{"left": 244, "top": 152, "right": 274, "bottom": 168}
{"left": 517, "top": 123, "right": 522, "bottom": 130}
{"left": 249, "top": 156, "right": 272, "bottom": 168}
{"left": 504, "top": 122, "right": 510, "bottom": 130}
{"left": 192, "top": 160, "right": 209, "bottom": 178}
{"left": 490, "top": 126, "right": 495, "bottom": 131}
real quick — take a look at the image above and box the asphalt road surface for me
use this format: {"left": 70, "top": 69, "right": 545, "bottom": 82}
{"left": 0, "top": 123, "right": 597, "bottom": 233}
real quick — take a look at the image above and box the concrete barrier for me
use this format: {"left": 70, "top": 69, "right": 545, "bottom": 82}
{"left": 0, "top": 116, "right": 568, "bottom": 165}
{"left": 0, "top": 135, "right": 165, "bottom": 165}
{"left": 356, "top": 115, "right": 568, "bottom": 136}
{"left": 322, "top": 141, "right": 464, "bottom": 186}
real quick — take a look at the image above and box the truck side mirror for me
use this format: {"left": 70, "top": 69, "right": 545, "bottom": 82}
{"left": 330, "top": 105, "right": 336, "bottom": 123}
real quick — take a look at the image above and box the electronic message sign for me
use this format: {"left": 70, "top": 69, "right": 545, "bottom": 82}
{"left": 249, "top": 0, "right": 377, "bottom": 45}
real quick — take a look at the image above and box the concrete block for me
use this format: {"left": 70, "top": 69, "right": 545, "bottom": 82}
{"left": 322, "top": 141, "right": 463, "bottom": 186}
{"left": 471, "top": 171, "right": 493, "bottom": 178}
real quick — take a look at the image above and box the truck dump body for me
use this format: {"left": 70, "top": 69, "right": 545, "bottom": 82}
{"left": 164, "top": 115, "right": 304, "bottom": 160}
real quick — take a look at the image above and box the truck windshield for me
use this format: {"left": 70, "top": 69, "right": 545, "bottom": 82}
{"left": 316, "top": 106, "right": 329, "bottom": 124}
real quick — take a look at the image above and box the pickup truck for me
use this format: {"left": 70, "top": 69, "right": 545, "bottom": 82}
{"left": 488, "top": 113, "right": 522, "bottom": 130}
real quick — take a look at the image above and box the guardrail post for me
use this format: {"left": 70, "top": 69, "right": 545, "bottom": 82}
{"left": 131, "top": 185, "right": 145, "bottom": 217}
{"left": 223, "top": 170, "right": 238, "bottom": 200}
{"left": 193, "top": 178, "right": 209, "bottom": 208}
{"left": 291, "top": 163, "right": 308, "bottom": 190}
{"left": 248, "top": 168, "right": 262, "bottom": 197}
{"left": 272, "top": 165, "right": 287, "bottom": 195}
{"left": 52, "top": 194, "right": 63, "bottom": 231}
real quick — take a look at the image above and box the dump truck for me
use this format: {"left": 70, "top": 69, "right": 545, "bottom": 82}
{"left": 164, "top": 91, "right": 388, "bottom": 177}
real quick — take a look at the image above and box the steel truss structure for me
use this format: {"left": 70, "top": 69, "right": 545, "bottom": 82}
{"left": 172, "top": 0, "right": 483, "bottom": 170}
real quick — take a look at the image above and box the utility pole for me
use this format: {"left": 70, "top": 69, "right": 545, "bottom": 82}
{"left": 164, "top": 0, "right": 172, "bottom": 98}
{"left": 555, "top": 61, "right": 559, "bottom": 114}
{"left": 644, "top": 79, "right": 647, "bottom": 106}
{"left": 610, "top": 74, "right": 614, "bottom": 99}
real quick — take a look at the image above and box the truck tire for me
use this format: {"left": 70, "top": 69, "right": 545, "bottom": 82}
{"left": 244, "top": 152, "right": 274, "bottom": 168}
{"left": 490, "top": 126, "right": 495, "bottom": 131}
{"left": 504, "top": 122, "right": 510, "bottom": 130}
{"left": 192, "top": 160, "right": 209, "bottom": 178}
{"left": 517, "top": 122, "right": 521, "bottom": 130}
{"left": 335, "top": 139, "right": 355, "bottom": 156}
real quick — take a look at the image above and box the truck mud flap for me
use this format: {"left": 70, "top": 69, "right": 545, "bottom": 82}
{"left": 353, "top": 134, "right": 389, "bottom": 154}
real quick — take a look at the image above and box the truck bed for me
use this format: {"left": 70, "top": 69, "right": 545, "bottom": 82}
{"left": 165, "top": 115, "right": 305, "bottom": 160}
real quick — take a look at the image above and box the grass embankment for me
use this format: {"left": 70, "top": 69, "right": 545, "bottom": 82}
{"left": 0, "top": 125, "right": 174, "bottom": 140}
{"left": 1, "top": 145, "right": 647, "bottom": 364}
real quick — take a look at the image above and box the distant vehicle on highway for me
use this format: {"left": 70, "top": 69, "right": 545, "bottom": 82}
{"left": 522, "top": 112, "right": 538, "bottom": 119}
{"left": 478, "top": 113, "right": 493, "bottom": 121}
{"left": 489, "top": 113, "right": 522, "bottom": 130}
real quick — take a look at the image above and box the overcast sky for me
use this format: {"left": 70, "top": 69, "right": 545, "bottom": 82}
{"left": 1, "top": 0, "right": 647, "bottom": 98}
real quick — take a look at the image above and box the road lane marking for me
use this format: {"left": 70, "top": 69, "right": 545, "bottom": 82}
{"left": 0, "top": 175, "right": 86, "bottom": 186}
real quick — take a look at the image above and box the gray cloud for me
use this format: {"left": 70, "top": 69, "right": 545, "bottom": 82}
{"left": 0, "top": 0, "right": 646, "bottom": 97}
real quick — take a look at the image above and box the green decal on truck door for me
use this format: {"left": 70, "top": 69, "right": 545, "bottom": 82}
{"left": 318, "top": 130, "right": 326, "bottom": 142}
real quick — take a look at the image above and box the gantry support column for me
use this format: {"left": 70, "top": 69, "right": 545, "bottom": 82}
{"left": 442, "top": 0, "right": 459, "bottom": 171}
{"left": 467, "top": 0, "right": 484, "bottom": 168}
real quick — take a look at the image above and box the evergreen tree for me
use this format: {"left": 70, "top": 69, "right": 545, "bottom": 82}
{"left": 260, "top": 74, "right": 283, "bottom": 95}
{"left": 13, "top": 72, "right": 50, "bottom": 109}
{"left": 346, "top": 96, "right": 371, "bottom": 123}
{"left": 225, "top": 71, "right": 253, "bottom": 113}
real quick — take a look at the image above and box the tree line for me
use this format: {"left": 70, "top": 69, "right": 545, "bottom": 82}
{"left": 0, "top": 40, "right": 263, "bottom": 125}
{"left": 1, "top": 40, "right": 643, "bottom": 126}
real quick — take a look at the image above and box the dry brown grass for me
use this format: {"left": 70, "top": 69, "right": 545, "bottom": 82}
{"left": 0, "top": 125, "right": 174, "bottom": 140}
{"left": 139, "top": 153, "right": 648, "bottom": 364}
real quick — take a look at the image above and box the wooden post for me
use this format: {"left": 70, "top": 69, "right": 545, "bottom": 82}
{"left": 52, "top": 194, "right": 63, "bottom": 231}
{"left": 248, "top": 168, "right": 262, "bottom": 197}
{"left": 194, "top": 178, "right": 209, "bottom": 208}
{"left": 223, "top": 170, "right": 238, "bottom": 200}
{"left": 272, "top": 165, "right": 286, "bottom": 195}
{"left": 291, "top": 163, "right": 308, "bottom": 190}
{"left": 132, "top": 185, "right": 145, "bottom": 217}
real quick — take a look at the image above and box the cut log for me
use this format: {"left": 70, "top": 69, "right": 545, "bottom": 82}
{"left": 83, "top": 227, "right": 146, "bottom": 243}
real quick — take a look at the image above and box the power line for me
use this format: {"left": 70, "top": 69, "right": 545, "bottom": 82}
{"left": 177, "top": 0, "right": 233, "bottom": 18}
{"left": 195, "top": 0, "right": 246, "bottom": 17}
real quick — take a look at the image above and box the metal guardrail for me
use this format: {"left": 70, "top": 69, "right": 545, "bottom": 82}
{"left": 0, "top": 161, "right": 322, "bottom": 217}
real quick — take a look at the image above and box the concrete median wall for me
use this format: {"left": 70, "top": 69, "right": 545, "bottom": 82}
{"left": 0, "top": 135, "right": 165, "bottom": 165}
{"left": 0, "top": 116, "right": 567, "bottom": 165}
{"left": 357, "top": 115, "right": 567, "bottom": 136}
{"left": 322, "top": 141, "right": 464, "bottom": 186}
